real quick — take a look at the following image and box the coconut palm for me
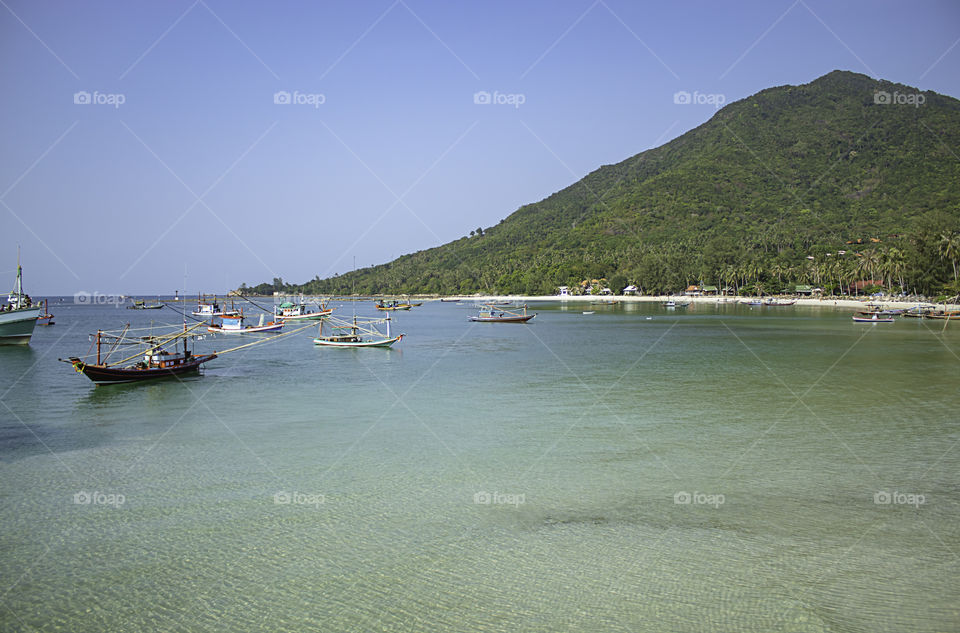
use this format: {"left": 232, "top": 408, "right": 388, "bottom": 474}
{"left": 939, "top": 232, "right": 960, "bottom": 285}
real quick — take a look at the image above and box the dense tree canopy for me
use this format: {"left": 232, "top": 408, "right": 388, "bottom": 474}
{"left": 247, "top": 71, "right": 960, "bottom": 299}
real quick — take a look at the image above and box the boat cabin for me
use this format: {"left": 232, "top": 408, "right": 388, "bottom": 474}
{"left": 143, "top": 349, "right": 190, "bottom": 369}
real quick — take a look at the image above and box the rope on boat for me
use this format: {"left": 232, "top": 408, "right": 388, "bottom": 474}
{"left": 211, "top": 322, "right": 316, "bottom": 356}
{"left": 105, "top": 321, "right": 209, "bottom": 366}
{"left": 227, "top": 291, "right": 277, "bottom": 315}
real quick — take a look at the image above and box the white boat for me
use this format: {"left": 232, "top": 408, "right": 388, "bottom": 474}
{"left": 207, "top": 313, "right": 283, "bottom": 334}
{"left": 0, "top": 250, "right": 40, "bottom": 345}
{"left": 275, "top": 297, "right": 332, "bottom": 321}
{"left": 192, "top": 295, "right": 239, "bottom": 318}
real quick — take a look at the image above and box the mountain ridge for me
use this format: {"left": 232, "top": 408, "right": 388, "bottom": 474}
{"left": 247, "top": 70, "right": 960, "bottom": 297}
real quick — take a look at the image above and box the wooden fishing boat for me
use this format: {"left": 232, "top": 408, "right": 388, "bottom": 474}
{"left": 852, "top": 313, "right": 895, "bottom": 323}
{"left": 207, "top": 313, "right": 283, "bottom": 334}
{"left": 0, "top": 251, "right": 40, "bottom": 344}
{"left": 128, "top": 299, "right": 163, "bottom": 310}
{"left": 61, "top": 323, "right": 217, "bottom": 385}
{"left": 763, "top": 298, "right": 797, "bottom": 306}
{"left": 924, "top": 310, "right": 960, "bottom": 321}
{"left": 61, "top": 319, "right": 315, "bottom": 386}
{"left": 469, "top": 304, "right": 535, "bottom": 323}
{"left": 274, "top": 297, "right": 332, "bottom": 320}
{"left": 36, "top": 299, "right": 54, "bottom": 326}
{"left": 313, "top": 315, "right": 403, "bottom": 348}
{"left": 376, "top": 300, "right": 411, "bottom": 311}
{"left": 901, "top": 304, "right": 937, "bottom": 318}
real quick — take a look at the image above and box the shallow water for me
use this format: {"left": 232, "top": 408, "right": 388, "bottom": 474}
{"left": 2, "top": 300, "right": 958, "bottom": 631}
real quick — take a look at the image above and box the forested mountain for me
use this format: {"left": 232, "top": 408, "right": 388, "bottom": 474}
{"left": 246, "top": 71, "right": 960, "bottom": 297}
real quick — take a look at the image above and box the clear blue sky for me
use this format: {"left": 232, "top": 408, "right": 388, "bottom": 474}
{"left": 2, "top": 0, "right": 958, "bottom": 295}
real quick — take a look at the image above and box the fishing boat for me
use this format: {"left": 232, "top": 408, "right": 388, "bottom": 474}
{"left": 274, "top": 297, "right": 332, "bottom": 320}
{"left": 901, "top": 304, "right": 937, "bottom": 318}
{"left": 61, "top": 323, "right": 217, "bottom": 385}
{"left": 376, "top": 299, "right": 412, "bottom": 311}
{"left": 763, "top": 298, "right": 797, "bottom": 306}
{"left": 740, "top": 299, "right": 764, "bottom": 306}
{"left": 313, "top": 315, "right": 403, "bottom": 348}
{"left": 36, "top": 299, "right": 54, "bottom": 326}
{"left": 128, "top": 299, "right": 163, "bottom": 310}
{"left": 924, "top": 310, "right": 960, "bottom": 321}
{"left": 207, "top": 312, "right": 283, "bottom": 334}
{"left": 0, "top": 251, "right": 40, "bottom": 344}
{"left": 852, "top": 313, "right": 895, "bottom": 323}
{"left": 439, "top": 298, "right": 460, "bottom": 302}
{"left": 192, "top": 294, "right": 239, "bottom": 318}
{"left": 469, "top": 304, "right": 535, "bottom": 323}
{"left": 663, "top": 300, "right": 690, "bottom": 308}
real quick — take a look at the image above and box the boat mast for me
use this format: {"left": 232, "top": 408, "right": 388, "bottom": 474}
{"left": 96, "top": 330, "right": 101, "bottom": 365}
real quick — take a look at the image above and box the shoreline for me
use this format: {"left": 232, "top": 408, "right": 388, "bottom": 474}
{"left": 425, "top": 295, "right": 959, "bottom": 311}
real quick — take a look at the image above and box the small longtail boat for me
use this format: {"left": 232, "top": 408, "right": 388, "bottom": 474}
{"left": 376, "top": 300, "right": 411, "bottom": 311}
{"left": 469, "top": 304, "right": 535, "bottom": 323}
{"left": 852, "top": 313, "right": 894, "bottom": 323}
{"left": 313, "top": 315, "right": 403, "bottom": 348}
{"left": 128, "top": 299, "right": 163, "bottom": 310}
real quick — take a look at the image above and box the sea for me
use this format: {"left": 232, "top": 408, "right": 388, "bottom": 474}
{"left": 1, "top": 298, "right": 958, "bottom": 632}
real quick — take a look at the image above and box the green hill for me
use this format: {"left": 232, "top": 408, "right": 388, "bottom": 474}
{"left": 247, "top": 71, "right": 960, "bottom": 297}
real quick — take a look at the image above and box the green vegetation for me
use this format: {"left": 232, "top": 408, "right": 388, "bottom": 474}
{"left": 246, "top": 71, "right": 960, "bottom": 298}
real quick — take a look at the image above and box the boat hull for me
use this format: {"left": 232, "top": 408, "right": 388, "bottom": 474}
{"left": 313, "top": 335, "right": 402, "bottom": 348}
{"left": 275, "top": 310, "right": 332, "bottom": 321}
{"left": 207, "top": 324, "right": 283, "bottom": 334}
{"left": 852, "top": 316, "right": 894, "bottom": 323}
{"left": 0, "top": 307, "right": 40, "bottom": 344}
{"left": 468, "top": 314, "right": 535, "bottom": 323}
{"left": 70, "top": 354, "right": 218, "bottom": 385}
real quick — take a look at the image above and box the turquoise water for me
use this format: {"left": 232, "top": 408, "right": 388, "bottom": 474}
{"left": 2, "top": 300, "right": 958, "bottom": 632}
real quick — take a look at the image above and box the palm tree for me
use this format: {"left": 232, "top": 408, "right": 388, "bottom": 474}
{"left": 939, "top": 232, "right": 960, "bottom": 286}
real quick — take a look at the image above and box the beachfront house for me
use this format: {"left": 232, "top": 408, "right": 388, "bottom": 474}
{"left": 684, "top": 285, "right": 701, "bottom": 296}
{"left": 848, "top": 280, "right": 884, "bottom": 295}
{"left": 557, "top": 286, "right": 570, "bottom": 296}
{"left": 795, "top": 285, "right": 814, "bottom": 296}
{"left": 622, "top": 285, "right": 639, "bottom": 295}
{"left": 700, "top": 285, "right": 718, "bottom": 296}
